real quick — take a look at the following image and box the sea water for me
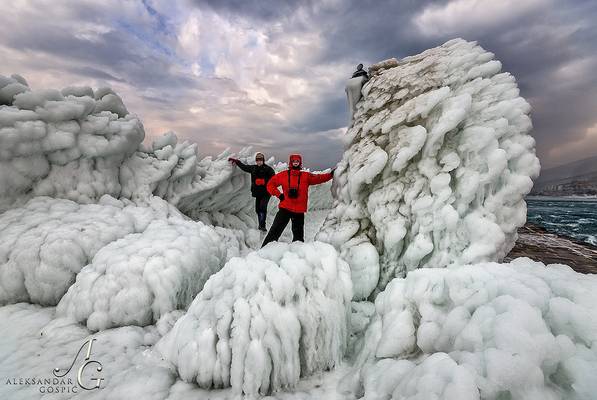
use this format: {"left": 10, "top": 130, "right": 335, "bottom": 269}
{"left": 526, "top": 196, "right": 597, "bottom": 246}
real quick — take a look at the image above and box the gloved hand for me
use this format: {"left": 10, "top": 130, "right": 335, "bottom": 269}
{"left": 228, "top": 157, "right": 239, "bottom": 165}
{"left": 278, "top": 193, "right": 285, "bottom": 202}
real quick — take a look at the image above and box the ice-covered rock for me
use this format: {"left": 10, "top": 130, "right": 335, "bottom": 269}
{"left": 345, "top": 258, "right": 597, "bottom": 400}
{"left": 56, "top": 212, "right": 246, "bottom": 331}
{"left": 155, "top": 241, "right": 352, "bottom": 397}
{"left": 0, "top": 75, "right": 266, "bottom": 232}
{"left": 0, "top": 194, "right": 249, "bottom": 311}
{"left": 121, "top": 138, "right": 257, "bottom": 230}
{"left": 0, "top": 195, "right": 154, "bottom": 306}
{"left": 318, "top": 39, "right": 541, "bottom": 298}
{"left": 369, "top": 58, "right": 399, "bottom": 76}
{"left": 0, "top": 75, "right": 144, "bottom": 212}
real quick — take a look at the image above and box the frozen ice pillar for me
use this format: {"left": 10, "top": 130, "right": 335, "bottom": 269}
{"left": 155, "top": 242, "right": 352, "bottom": 397}
{"left": 319, "top": 39, "right": 541, "bottom": 299}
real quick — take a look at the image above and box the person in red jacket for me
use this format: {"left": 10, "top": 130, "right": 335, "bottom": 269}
{"left": 262, "top": 153, "right": 334, "bottom": 247}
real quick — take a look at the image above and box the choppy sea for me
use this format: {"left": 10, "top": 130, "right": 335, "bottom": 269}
{"left": 526, "top": 196, "right": 597, "bottom": 246}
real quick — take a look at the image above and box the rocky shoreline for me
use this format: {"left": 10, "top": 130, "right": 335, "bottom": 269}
{"left": 505, "top": 223, "right": 597, "bottom": 273}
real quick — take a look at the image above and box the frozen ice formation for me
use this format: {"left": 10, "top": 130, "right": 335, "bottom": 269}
{"left": 8, "top": 38, "right": 597, "bottom": 400}
{"left": 155, "top": 241, "right": 352, "bottom": 397}
{"left": 122, "top": 141, "right": 258, "bottom": 230}
{"left": 345, "top": 259, "right": 597, "bottom": 400}
{"left": 0, "top": 194, "right": 249, "bottom": 313}
{"left": 55, "top": 208, "right": 247, "bottom": 331}
{"left": 0, "top": 303, "right": 177, "bottom": 400}
{"left": 0, "top": 195, "right": 160, "bottom": 306}
{"left": 0, "top": 75, "right": 143, "bottom": 212}
{"left": 0, "top": 74, "right": 259, "bottom": 230}
{"left": 0, "top": 73, "right": 333, "bottom": 320}
{"left": 318, "top": 39, "right": 541, "bottom": 299}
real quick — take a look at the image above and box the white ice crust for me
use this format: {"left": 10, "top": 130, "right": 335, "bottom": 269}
{"left": 318, "top": 39, "right": 540, "bottom": 299}
{"left": 156, "top": 241, "right": 352, "bottom": 397}
{"left": 346, "top": 259, "right": 597, "bottom": 400}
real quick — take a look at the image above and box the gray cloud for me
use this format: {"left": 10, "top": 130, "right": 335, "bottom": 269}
{"left": 66, "top": 66, "right": 125, "bottom": 82}
{"left": 188, "top": 0, "right": 312, "bottom": 21}
{"left": 188, "top": 0, "right": 597, "bottom": 168}
{"left": 1, "top": 0, "right": 596, "bottom": 170}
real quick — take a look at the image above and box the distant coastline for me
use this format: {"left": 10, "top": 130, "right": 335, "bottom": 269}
{"left": 526, "top": 195, "right": 597, "bottom": 201}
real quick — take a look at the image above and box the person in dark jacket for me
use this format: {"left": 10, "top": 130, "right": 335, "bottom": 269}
{"left": 351, "top": 63, "right": 369, "bottom": 81}
{"left": 228, "top": 152, "right": 275, "bottom": 231}
{"left": 261, "top": 153, "right": 334, "bottom": 247}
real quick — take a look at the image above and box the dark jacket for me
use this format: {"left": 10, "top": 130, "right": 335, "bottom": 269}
{"left": 236, "top": 161, "right": 275, "bottom": 198}
{"left": 352, "top": 69, "right": 369, "bottom": 80}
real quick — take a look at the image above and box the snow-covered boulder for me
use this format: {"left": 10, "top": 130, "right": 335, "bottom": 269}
{"left": 155, "top": 241, "right": 352, "bottom": 397}
{"left": 56, "top": 211, "right": 246, "bottom": 331}
{"left": 0, "top": 195, "right": 161, "bottom": 306}
{"left": 0, "top": 194, "right": 249, "bottom": 311}
{"left": 318, "top": 39, "right": 541, "bottom": 298}
{"left": 345, "top": 259, "right": 597, "bottom": 400}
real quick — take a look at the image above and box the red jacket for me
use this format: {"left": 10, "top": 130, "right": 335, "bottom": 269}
{"left": 267, "top": 154, "right": 333, "bottom": 213}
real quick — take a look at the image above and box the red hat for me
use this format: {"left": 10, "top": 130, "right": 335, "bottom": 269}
{"left": 289, "top": 154, "right": 302, "bottom": 168}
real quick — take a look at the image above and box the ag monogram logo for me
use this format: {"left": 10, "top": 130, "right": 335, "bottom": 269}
{"left": 53, "top": 338, "right": 104, "bottom": 390}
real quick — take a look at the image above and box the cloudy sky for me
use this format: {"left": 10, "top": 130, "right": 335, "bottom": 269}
{"left": 1, "top": 0, "right": 596, "bottom": 169}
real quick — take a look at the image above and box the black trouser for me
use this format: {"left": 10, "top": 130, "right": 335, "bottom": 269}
{"left": 261, "top": 208, "right": 305, "bottom": 247}
{"left": 255, "top": 195, "right": 270, "bottom": 229}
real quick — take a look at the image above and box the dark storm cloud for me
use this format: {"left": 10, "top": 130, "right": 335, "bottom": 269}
{"left": 187, "top": 0, "right": 312, "bottom": 21}
{"left": 332, "top": 0, "right": 597, "bottom": 167}
{"left": 2, "top": 0, "right": 596, "bottom": 169}
{"left": 3, "top": 24, "right": 196, "bottom": 92}
{"left": 287, "top": 94, "right": 348, "bottom": 134}
{"left": 196, "top": 0, "right": 597, "bottom": 168}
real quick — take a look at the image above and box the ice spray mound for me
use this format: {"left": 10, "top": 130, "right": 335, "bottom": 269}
{"left": 0, "top": 75, "right": 143, "bottom": 212}
{"left": 0, "top": 195, "right": 159, "bottom": 306}
{"left": 0, "top": 74, "right": 260, "bottom": 230}
{"left": 155, "top": 241, "right": 352, "bottom": 397}
{"left": 56, "top": 213, "right": 246, "bottom": 332}
{"left": 121, "top": 135, "right": 258, "bottom": 230}
{"left": 0, "top": 195, "right": 248, "bottom": 310}
{"left": 317, "top": 39, "right": 540, "bottom": 298}
{"left": 345, "top": 259, "right": 597, "bottom": 400}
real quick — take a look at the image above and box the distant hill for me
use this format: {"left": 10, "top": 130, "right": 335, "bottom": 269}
{"left": 532, "top": 155, "right": 597, "bottom": 196}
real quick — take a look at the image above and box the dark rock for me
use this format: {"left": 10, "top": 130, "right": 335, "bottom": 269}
{"left": 505, "top": 223, "right": 597, "bottom": 274}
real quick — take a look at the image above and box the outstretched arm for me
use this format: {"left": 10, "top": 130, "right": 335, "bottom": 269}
{"left": 307, "top": 171, "right": 333, "bottom": 185}
{"left": 228, "top": 158, "right": 253, "bottom": 173}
